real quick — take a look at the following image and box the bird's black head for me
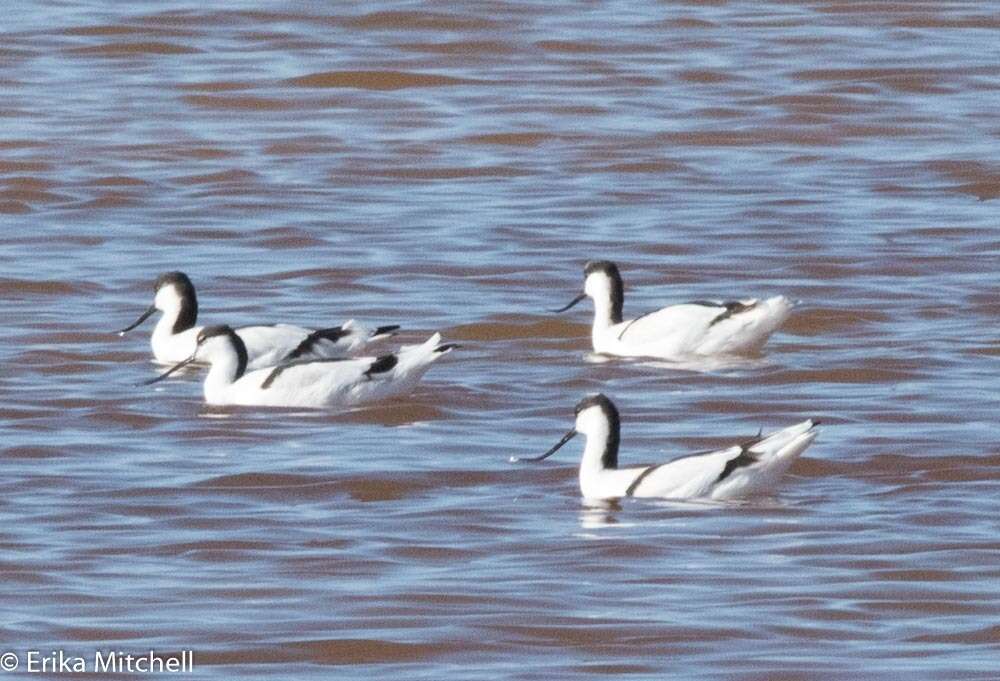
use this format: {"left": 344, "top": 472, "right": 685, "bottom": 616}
{"left": 196, "top": 325, "right": 247, "bottom": 380}
{"left": 155, "top": 271, "right": 194, "bottom": 295}
{"left": 583, "top": 260, "right": 620, "bottom": 280}
{"left": 197, "top": 324, "right": 235, "bottom": 345}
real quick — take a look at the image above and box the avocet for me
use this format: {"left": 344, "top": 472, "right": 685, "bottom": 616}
{"left": 117, "top": 271, "right": 398, "bottom": 370}
{"left": 144, "top": 325, "right": 456, "bottom": 409}
{"left": 514, "top": 394, "right": 818, "bottom": 500}
{"left": 553, "top": 261, "right": 793, "bottom": 359}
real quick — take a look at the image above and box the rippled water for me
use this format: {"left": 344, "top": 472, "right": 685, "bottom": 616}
{"left": 2, "top": 1, "right": 999, "bottom": 678}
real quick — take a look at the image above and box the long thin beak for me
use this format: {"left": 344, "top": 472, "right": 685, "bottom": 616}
{"left": 510, "top": 428, "right": 577, "bottom": 463}
{"left": 141, "top": 354, "right": 197, "bottom": 386}
{"left": 117, "top": 304, "right": 156, "bottom": 335}
{"left": 550, "top": 293, "right": 586, "bottom": 314}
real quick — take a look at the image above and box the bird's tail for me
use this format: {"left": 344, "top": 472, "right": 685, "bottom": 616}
{"left": 748, "top": 419, "right": 819, "bottom": 468}
{"left": 325, "top": 319, "right": 400, "bottom": 354}
{"left": 697, "top": 295, "right": 795, "bottom": 355}
{"left": 368, "top": 323, "right": 401, "bottom": 342}
{"left": 757, "top": 295, "right": 795, "bottom": 333}
{"left": 392, "top": 332, "right": 456, "bottom": 376}
{"left": 710, "top": 420, "right": 818, "bottom": 499}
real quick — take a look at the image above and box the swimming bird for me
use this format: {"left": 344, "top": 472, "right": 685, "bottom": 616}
{"left": 513, "top": 394, "right": 818, "bottom": 500}
{"left": 552, "top": 261, "right": 794, "bottom": 359}
{"left": 117, "top": 271, "right": 399, "bottom": 370}
{"left": 144, "top": 325, "right": 456, "bottom": 409}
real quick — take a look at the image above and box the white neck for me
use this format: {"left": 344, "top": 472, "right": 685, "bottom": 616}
{"left": 152, "top": 306, "right": 181, "bottom": 342}
{"left": 152, "top": 284, "right": 197, "bottom": 338}
{"left": 589, "top": 293, "right": 617, "bottom": 334}
{"left": 576, "top": 408, "right": 615, "bottom": 492}
{"left": 579, "top": 430, "right": 612, "bottom": 498}
{"left": 202, "top": 347, "right": 242, "bottom": 401}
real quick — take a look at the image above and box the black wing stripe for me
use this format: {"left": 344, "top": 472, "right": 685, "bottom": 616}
{"left": 625, "top": 464, "right": 664, "bottom": 497}
{"left": 363, "top": 354, "right": 398, "bottom": 379}
{"left": 715, "top": 447, "right": 758, "bottom": 483}
{"left": 626, "top": 427, "right": 768, "bottom": 494}
{"left": 283, "top": 326, "right": 349, "bottom": 361}
{"left": 616, "top": 311, "right": 654, "bottom": 341}
{"left": 372, "top": 324, "right": 400, "bottom": 337}
{"left": 708, "top": 301, "right": 757, "bottom": 327}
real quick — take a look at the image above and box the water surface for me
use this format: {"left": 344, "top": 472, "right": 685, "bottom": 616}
{"left": 2, "top": 1, "right": 999, "bottom": 679}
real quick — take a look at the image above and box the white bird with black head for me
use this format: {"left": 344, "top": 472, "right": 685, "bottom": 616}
{"left": 552, "top": 261, "right": 794, "bottom": 359}
{"left": 117, "top": 271, "right": 400, "bottom": 370}
{"left": 143, "top": 325, "right": 457, "bottom": 409}
{"left": 513, "top": 394, "right": 818, "bottom": 500}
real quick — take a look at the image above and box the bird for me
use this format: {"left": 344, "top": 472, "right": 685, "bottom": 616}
{"left": 552, "top": 260, "right": 794, "bottom": 359}
{"left": 143, "top": 324, "right": 456, "bottom": 409}
{"left": 512, "top": 394, "right": 818, "bottom": 500}
{"left": 116, "top": 271, "right": 399, "bottom": 370}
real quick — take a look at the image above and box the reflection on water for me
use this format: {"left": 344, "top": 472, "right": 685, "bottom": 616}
{"left": 2, "top": 0, "right": 1000, "bottom": 678}
{"left": 578, "top": 499, "right": 624, "bottom": 530}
